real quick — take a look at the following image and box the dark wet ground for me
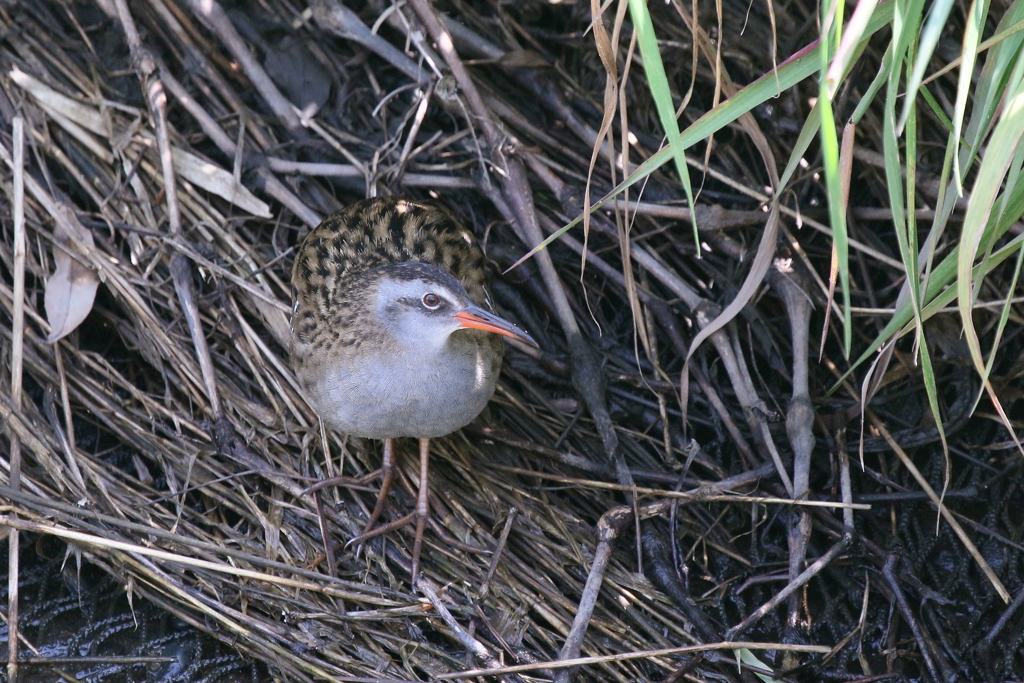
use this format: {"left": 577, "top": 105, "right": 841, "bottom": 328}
{"left": 0, "top": 538, "right": 264, "bottom": 683}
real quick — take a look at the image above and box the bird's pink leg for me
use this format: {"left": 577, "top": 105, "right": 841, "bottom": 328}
{"left": 410, "top": 437, "right": 430, "bottom": 582}
{"left": 347, "top": 439, "right": 416, "bottom": 544}
{"left": 345, "top": 438, "right": 431, "bottom": 583}
{"left": 302, "top": 437, "right": 395, "bottom": 496}
{"left": 361, "top": 437, "right": 395, "bottom": 537}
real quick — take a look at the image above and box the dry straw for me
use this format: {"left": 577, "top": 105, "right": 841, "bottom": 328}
{"left": 0, "top": 1, "right": 857, "bottom": 682}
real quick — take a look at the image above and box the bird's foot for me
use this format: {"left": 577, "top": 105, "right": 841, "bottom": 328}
{"left": 301, "top": 469, "right": 385, "bottom": 496}
{"left": 348, "top": 437, "right": 431, "bottom": 584}
{"left": 346, "top": 511, "right": 417, "bottom": 547}
{"left": 346, "top": 509, "right": 428, "bottom": 584}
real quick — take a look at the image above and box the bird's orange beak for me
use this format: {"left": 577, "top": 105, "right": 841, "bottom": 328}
{"left": 454, "top": 304, "right": 539, "bottom": 347}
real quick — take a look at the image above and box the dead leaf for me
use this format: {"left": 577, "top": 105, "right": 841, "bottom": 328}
{"left": 171, "top": 148, "right": 272, "bottom": 218}
{"left": 45, "top": 205, "right": 99, "bottom": 343}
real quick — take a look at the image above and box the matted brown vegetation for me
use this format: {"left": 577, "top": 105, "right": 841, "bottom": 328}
{"left": 1, "top": 1, "right": 1023, "bottom": 682}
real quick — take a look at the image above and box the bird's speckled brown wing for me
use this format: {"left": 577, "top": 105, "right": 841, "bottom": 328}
{"left": 293, "top": 198, "right": 487, "bottom": 305}
{"left": 290, "top": 197, "right": 491, "bottom": 359}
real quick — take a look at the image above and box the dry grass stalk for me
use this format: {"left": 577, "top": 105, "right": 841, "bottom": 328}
{"left": 0, "top": 3, "right": 751, "bottom": 679}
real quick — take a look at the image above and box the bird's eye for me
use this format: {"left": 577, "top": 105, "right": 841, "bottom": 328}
{"left": 422, "top": 293, "right": 441, "bottom": 309}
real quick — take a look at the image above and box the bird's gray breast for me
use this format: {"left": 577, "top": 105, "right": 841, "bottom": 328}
{"left": 304, "top": 332, "right": 503, "bottom": 439}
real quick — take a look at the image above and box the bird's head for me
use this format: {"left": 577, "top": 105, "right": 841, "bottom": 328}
{"left": 371, "top": 262, "right": 537, "bottom": 353}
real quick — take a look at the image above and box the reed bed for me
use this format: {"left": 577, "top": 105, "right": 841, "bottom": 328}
{"left": 0, "top": 1, "right": 1021, "bottom": 682}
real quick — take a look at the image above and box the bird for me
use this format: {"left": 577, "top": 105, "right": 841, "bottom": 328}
{"left": 290, "top": 196, "right": 537, "bottom": 582}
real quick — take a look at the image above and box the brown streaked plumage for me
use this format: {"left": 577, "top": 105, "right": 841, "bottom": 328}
{"left": 290, "top": 197, "right": 537, "bottom": 582}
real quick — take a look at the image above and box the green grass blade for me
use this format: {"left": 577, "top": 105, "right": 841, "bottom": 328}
{"left": 975, "top": 122, "right": 1024, "bottom": 398}
{"left": 826, "top": 0, "right": 881, "bottom": 98}
{"left": 818, "top": 97, "right": 852, "bottom": 355}
{"left": 508, "top": 0, "right": 896, "bottom": 270}
{"left": 847, "top": 1, "right": 1024, "bottom": 395}
{"left": 957, "top": 54, "right": 1024, "bottom": 379}
{"left": 889, "top": 31, "right": 952, "bottom": 494}
{"left": 952, "top": 0, "right": 993, "bottom": 193}
{"left": 833, "top": 166, "right": 1024, "bottom": 391}
{"left": 627, "top": 0, "right": 700, "bottom": 250}
{"left": 898, "top": 0, "right": 955, "bottom": 131}
{"left": 918, "top": 84, "right": 954, "bottom": 132}
{"left": 850, "top": 42, "right": 895, "bottom": 125}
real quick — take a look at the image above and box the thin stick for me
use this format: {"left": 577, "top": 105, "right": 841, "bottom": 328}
{"left": 872, "top": 412, "right": 1011, "bottom": 602}
{"left": 552, "top": 510, "right": 620, "bottom": 683}
{"left": 116, "top": 0, "right": 223, "bottom": 421}
{"left": 416, "top": 578, "right": 527, "bottom": 683}
{"left": 17, "top": 656, "right": 174, "bottom": 665}
{"left": 0, "top": 517, "right": 383, "bottom": 599}
{"left": 477, "top": 506, "right": 517, "bottom": 601}
{"left": 490, "top": 468, "right": 869, "bottom": 509}
{"left": 6, "top": 114, "right": 24, "bottom": 683}
{"left": 436, "top": 641, "right": 832, "bottom": 679}
{"left": 725, "top": 422, "right": 859, "bottom": 640}
{"left": 182, "top": 0, "right": 302, "bottom": 130}
{"left": 0, "top": 487, "right": 412, "bottom": 604}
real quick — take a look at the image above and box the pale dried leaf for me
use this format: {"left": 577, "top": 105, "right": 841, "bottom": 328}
{"left": 38, "top": 104, "right": 114, "bottom": 164}
{"left": 10, "top": 67, "right": 106, "bottom": 135}
{"left": 171, "top": 148, "right": 273, "bottom": 218}
{"left": 45, "top": 205, "right": 100, "bottom": 343}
